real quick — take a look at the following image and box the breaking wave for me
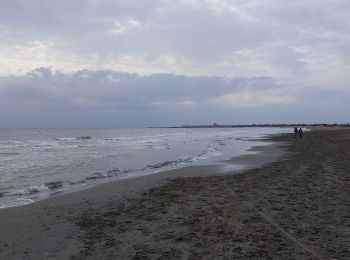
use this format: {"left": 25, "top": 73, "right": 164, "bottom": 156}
{"left": 8, "top": 181, "right": 63, "bottom": 196}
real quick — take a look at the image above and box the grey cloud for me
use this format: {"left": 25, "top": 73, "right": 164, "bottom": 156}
{"left": 0, "top": 67, "right": 279, "bottom": 105}
{"left": 0, "top": 68, "right": 349, "bottom": 128}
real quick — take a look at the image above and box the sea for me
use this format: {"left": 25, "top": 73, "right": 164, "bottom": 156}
{"left": 0, "top": 127, "right": 291, "bottom": 208}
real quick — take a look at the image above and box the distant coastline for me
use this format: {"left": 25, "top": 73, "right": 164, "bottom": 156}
{"left": 157, "top": 123, "right": 350, "bottom": 129}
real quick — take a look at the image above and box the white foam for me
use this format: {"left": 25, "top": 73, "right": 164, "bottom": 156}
{"left": 0, "top": 198, "right": 34, "bottom": 209}
{"left": 55, "top": 137, "right": 77, "bottom": 141}
{"left": 9, "top": 185, "right": 49, "bottom": 196}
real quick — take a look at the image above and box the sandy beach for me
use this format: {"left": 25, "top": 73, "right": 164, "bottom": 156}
{"left": 1, "top": 129, "right": 350, "bottom": 259}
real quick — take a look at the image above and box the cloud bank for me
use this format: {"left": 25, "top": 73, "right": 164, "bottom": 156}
{"left": 0, "top": 68, "right": 348, "bottom": 127}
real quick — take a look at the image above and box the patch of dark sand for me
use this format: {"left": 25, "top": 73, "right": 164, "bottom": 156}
{"left": 72, "top": 130, "right": 350, "bottom": 259}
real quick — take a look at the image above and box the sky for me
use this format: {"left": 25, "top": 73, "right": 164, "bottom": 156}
{"left": 0, "top": 0, "right": 349, "bottom": 127}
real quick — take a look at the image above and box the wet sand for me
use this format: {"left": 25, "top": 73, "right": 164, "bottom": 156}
{"left": 1, "top": 130, "right": 350, "bottom": 259}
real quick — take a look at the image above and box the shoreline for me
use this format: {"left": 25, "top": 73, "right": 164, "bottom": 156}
{"left": 0, "top": 134, "right": 288, "bottom": 259}
{"left": 0, "top": 133, "right": 286, "bottom": 210}
{"left": 2, "top": 129, "right": 349, "bottom": 259}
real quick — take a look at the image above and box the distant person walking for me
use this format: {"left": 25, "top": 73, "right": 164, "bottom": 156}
{"left": 298, "top": 128, "right": 303, "bottom": 138}
{"left": 294, "top": 126, "right": 298, "bottom": 138}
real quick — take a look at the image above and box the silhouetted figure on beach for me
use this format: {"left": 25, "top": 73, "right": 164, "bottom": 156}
{"left": 294, "top": 127, "right": 298, "bottom": 138}
{"left": 298, "top": 128, "right": 303, "bottom": 138}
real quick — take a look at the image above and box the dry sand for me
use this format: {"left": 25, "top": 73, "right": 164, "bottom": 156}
{"left": 1, "top": 130, "right": 350, "bottom": 259}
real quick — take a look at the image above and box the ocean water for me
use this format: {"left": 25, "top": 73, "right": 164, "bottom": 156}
{"left": 0, "top": 127, "right": 291, "bottom": 208}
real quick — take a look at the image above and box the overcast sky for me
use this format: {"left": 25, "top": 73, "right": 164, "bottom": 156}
{"left": 0, "top": 0, "right": 349, "bottom": 127}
